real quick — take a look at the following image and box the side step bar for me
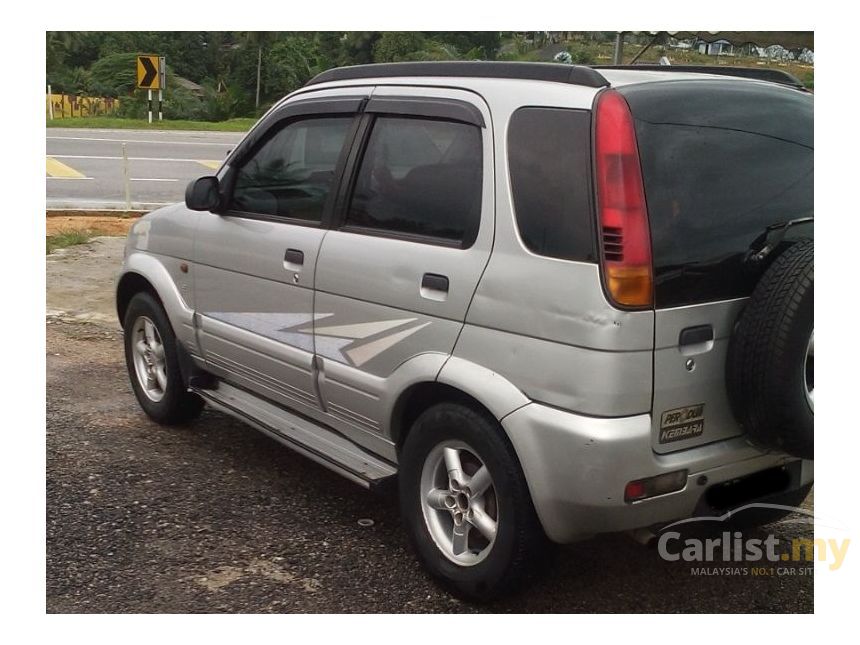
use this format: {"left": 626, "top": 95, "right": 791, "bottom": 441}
{"left": 191, "top": 381, "right": 397, "bottom": 489}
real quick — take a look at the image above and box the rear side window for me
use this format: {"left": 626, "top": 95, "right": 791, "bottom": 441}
{"left": 346, "top": 116, "right": 482, "bottom": 245}
{"left": 508, "top": 107, "right": 596, "bottom": 262}
{"left": 231, "top": 116, "right": 352, "bottom": 222}
{"left": 622, "top": 81, "right": 814, "bottom": 307}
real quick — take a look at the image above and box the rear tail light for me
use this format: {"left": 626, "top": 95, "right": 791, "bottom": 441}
{"left": 594, "top": 90, "right": 653, "bottom": 308}
{"left": 625, "top": 470, "right": 688, "bottom": 503}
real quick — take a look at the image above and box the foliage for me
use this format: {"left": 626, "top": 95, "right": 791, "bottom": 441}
{"left": 46, "top": 229, "right": 101, "bottom": 254}
{"left": 569, "top": 48, "right": 595, "bottom": 65}
{"left": 373, "top": 32, "right": 428, "bottom": 62}
{"left": 45, "top": 31, "right": 814, "bottom": 121}
{"left": 90, "top": 53, "right": 138, "bottom": 95}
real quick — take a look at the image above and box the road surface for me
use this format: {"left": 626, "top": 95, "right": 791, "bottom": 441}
{"left": 46, "top": 128, "right": 246, "bottom": 210}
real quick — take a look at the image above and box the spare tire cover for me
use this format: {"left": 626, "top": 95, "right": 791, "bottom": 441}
{"left": 726, "top": 239, "right": 814, "bottom": 459}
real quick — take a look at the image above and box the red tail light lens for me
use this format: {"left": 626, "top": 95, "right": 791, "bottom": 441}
{"left": 624, "top": 470, "right": 688, "bottom": 503}
{"left": 594, "top": 90, "right": 653, "bottom": 308}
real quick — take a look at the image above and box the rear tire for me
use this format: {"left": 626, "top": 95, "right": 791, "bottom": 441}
{"left": 726, "top": 240, "right": 814, "bottom": 458}
{"left": 123, "top": 292, "right": 203, "bottom": 425}
{"left": 398, "top": 402, "right": 549, "bottom": 601}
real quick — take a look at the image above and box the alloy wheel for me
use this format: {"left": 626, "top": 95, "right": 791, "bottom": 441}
{"left": 419, "top": 440, "right": 498, "bottom": 566}
{"left": 131, "top": 316, "right": 167, "bottom": 402}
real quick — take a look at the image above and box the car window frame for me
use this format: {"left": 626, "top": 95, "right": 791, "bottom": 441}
{"left": 331, "top": 100, "right": 487, "bottom": 250}
{"left": 507, "top": 105, "right": 598, "bottom": 264}
{"left": 217, "top": 97, "right": 366, "bottom": 228}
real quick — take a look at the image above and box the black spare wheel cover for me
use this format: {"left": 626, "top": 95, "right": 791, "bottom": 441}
{"left": 726, "top": 239, "right": 814, "bottom": 459}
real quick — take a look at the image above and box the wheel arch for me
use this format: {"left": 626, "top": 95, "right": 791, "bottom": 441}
{"left": 390, "top": 356, "right": 530, "bottom": 452}
{"left": 391, "top": 382, "right": 495, "bottom": 451}
{"left": 116, "top": 252, "right": 197, "bottom": 353}
{"left": 116, "top": 272, "right": 160, "bottom": 328}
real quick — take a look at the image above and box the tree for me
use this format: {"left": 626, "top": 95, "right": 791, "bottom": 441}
{"left": 90, "top": 52, "right": 139, "bottom": 95}
{"left": 430, "top": 32, "right": 500, "bottom": 59}
{"left": 340, "top": 32, "right": 381, "bottom": 66}
{"left": 372, "top": 32, "right": 426, "bottom": 63}
{"left": 314, "top": 32, "right": 344, "bottom": 70}
{"left": 264, "top": 36, "right": 318, "bottom": 96}
{"left": 241, "top": 31, "right": 278, "bottom": 110}
{"left": 46, "top": 31, "right": 86, "bottom": 75}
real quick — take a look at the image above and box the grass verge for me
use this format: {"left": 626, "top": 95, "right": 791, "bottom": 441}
{"left": 47, "top": 229, "right": 105, "bottom": 254}
{"left": 46, "top": 117, "right": 256, "bottom": 132}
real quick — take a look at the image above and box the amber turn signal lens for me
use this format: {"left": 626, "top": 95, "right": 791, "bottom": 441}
{"left": 606, "top": 264, "right": 653, "bottom": 307}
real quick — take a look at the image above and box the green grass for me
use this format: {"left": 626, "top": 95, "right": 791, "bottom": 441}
{"left": 46, "top": 229, "right": 102, "bottom": 254}
{"left": 46, "top": 117, "right": 256, "bottom": 132}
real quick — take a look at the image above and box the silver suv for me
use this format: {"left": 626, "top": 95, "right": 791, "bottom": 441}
{"left": 117, "top": 62, "right": 814, "bottom": 600}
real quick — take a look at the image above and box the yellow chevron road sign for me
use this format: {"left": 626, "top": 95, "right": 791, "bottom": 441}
{"left": 136, "top": 55, "right": 162, "bottom": 90}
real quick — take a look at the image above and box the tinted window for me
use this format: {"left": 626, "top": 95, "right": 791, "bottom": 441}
{"left": 346, "top": 117, "right": 482, "bottom": 244}
{"left": 508, "top": 108, "right": 596, "bottom": 262}
{"left": 231, "top": 117, "right": 352, "bottom": 221}
{"left": 623, "top": 81, "right": 814, "bottom": 307}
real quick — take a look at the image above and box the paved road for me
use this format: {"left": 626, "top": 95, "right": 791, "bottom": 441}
{"left": 46, "top": 128, "right": 246, "bottom": 210}
{"left": 46, "top": 239, "right": 814, "bottom": 613}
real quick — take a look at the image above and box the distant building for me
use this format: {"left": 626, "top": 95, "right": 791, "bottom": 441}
{"left": 173, "top": 75, "right": 204, "bottom": 96}
{"left": 696, "top": 39, "right": 736, "bottom": 56}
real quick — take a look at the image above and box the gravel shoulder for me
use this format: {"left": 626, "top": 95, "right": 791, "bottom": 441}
{"left": 47, "top": 236, "right": 125, "bottom": 326}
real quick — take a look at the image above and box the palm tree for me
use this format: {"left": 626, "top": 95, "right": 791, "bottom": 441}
{"left": 241, "top": 31, "right": 277, "bottom": 110}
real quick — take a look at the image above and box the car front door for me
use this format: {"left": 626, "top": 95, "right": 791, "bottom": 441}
{"left": 193, "top": 90, "right": 366, "bottom": 417}
{"left": 312, "top": 87, "right": 494, "bottom": 454}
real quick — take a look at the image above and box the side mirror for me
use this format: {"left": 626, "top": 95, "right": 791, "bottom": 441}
{"left": 185, "top": 176, "right": 221, "bottom": 211}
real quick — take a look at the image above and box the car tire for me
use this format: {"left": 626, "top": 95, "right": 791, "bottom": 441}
{"left": 398, "top": 402, "right": 550, "bottom": 601}
{"left": 123, "top": 292, "right": 203, "bottom": 425}
{"left": 726, "top": 239, "right": 814, "bottom": 459}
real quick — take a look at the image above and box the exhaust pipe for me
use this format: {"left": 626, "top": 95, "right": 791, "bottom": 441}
{"left": 627, "top": 527, "right": 658, "bottom": 547}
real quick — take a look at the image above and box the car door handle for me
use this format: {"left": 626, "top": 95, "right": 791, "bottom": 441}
{"left": 421, "top": 273, "right": 449, "bottom": 293}
{"left": 284, "top": 248, "right": 304, "bottom": 266}
{"left": 679, "top": 325, "right": 714, "bottom": 347}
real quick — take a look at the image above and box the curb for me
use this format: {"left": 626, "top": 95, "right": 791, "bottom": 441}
{"left": 47, "top": 209, "right": 145, "bottom": 218}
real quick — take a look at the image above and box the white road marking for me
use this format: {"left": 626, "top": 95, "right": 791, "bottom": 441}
{"left": 46, "top": 176, "right": 93, "bottom": 180}
{"left": 130, "top": 178, "right": 180, "bottom": 182}
{"left": 47, "top": 136, "right": 236, "bottom": 146}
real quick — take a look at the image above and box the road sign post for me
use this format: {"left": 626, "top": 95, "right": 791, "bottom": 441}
{"left": 122, "top": 143, "right": 131, "bottom": 211}
{"left": 158, "top": 56, "right": 165, "bottom": 121}
{"left": 136, "top": 54, "right": 164, "bottom": 123}
{"left": 47, "top": 85, "right": 54, "bottom": 120}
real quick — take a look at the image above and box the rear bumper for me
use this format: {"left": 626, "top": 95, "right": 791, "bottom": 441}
{"left": 502, "top": 402, "right": 813, "bottom": 543}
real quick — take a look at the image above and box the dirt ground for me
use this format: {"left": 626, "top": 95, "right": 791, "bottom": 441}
{"left": 46, "top": 238, "right": 814, "bottom": 613}
{"left": 46, "top": 213, "right": 140, "bottom": 237}
{"left": 47, "top": 236, "right": 126, "bottom": 325}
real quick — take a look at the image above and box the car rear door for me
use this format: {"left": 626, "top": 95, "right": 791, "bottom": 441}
{"left": 312, "top": 87, "right": 494, "bottom": 451}
{"left": 192, "top": 89, "right": 367, "bottom": 417}
{"left": 620, "top": 81, "right": 814, "bottom": 453}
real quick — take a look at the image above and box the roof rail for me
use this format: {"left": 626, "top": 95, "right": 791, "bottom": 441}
{"left": 306, "top": 61, "right": 610, "bottom": 89}
{"left": 592, "top": 65, "right": 806, "bottom": 90}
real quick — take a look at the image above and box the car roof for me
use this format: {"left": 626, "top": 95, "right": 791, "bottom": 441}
{"left": 305, "top": 61, "right": 806, "bottom": 92}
